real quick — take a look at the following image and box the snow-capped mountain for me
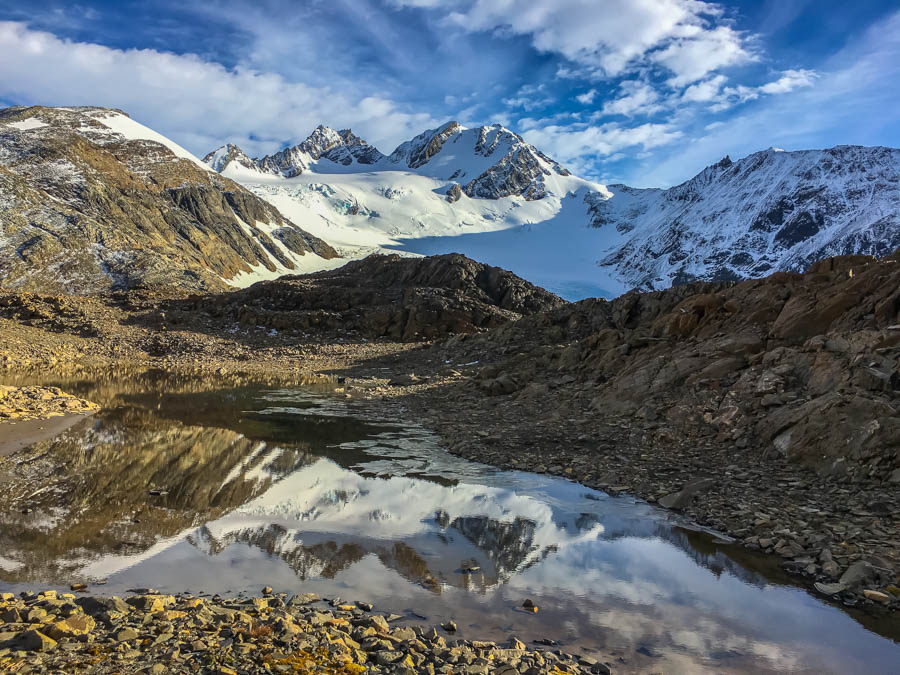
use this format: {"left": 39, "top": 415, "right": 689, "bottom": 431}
{"left": 589, "top": 146, "right": 900, "bottom": 289}
{"left": 0, "top": 106, "right": 341, "bottom": 294}
{"left": 207, "top": 122, "right": 900, "bottom": 298}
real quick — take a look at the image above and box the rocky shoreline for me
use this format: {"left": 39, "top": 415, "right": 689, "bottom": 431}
{"left": 0, "top": 589, "right": 610, "bottom": 674}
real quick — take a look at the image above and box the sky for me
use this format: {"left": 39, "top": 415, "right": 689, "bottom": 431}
{"left": 0, "top": 0, "right": 898, "bottom": 186}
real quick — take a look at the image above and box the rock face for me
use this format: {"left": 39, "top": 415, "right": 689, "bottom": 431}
{"left": 457, "top": 251, "right": 900, "bottom": 474}
{"left": 587, "top": 146, "right": 900, "bottom": 290}
{"left": 179, "top": 253, "right": 566, "bottom": 340}
{"left": 0, "top": 105, "right": 338, "bottom": 295}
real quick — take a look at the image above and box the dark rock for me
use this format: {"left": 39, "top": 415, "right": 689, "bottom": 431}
{"left": 657, "top": 478, "right": 715, "bottom": 510}
{"left": 179, "top": 253, "right": 565, "bottom": 341}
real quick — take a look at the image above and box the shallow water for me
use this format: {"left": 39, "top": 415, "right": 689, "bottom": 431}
{"left": 0, "top": 370, "right": 898, "bottom": 674}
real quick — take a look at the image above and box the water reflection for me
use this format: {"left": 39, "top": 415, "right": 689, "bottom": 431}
{"left": 0, "top": 372, "right": 898, "bottom": 674}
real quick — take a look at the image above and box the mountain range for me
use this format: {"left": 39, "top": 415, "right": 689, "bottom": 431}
{"left": 1, "top": 105, "right": 898, "bottom": 297}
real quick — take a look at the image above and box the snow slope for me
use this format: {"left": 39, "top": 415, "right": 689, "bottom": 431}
{"left": 83, "top": 109, "right": 211, "bottom": 171}
{"left": 207, "top": 123, "right": 900, "bottom": 299}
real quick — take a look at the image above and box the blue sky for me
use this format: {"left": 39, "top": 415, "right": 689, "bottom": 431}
{"left": 1, "top": 0, "right": 898, "bottom": 186}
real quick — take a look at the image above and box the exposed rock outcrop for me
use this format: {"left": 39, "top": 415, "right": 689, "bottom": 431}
{"left": 177, "top": 254, "right": 566, "bottom": 340}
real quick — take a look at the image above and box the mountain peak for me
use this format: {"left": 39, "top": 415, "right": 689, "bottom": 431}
{"left": 251, "top": 125, "right": 384, "bottom": 177}
{"left": 389, "top": 121, "right": 463, "bottom": 169}
{"left": 203, "top": 143, "right": 256, "bottom": 173}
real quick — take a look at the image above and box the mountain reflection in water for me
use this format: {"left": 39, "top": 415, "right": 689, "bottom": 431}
{"left": 0, "top": 371, "right": 898, "bottom": 674}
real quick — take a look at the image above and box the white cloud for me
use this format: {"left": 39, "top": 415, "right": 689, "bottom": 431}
{"left": 522, "top": 121, "right": 682, "bottom": 165}
{"left": 503, "top": 83, "right": 553, "bottom": 111}
{"left": 576, "top": 89, "right": 598, "bottom": 105}
{"left": 631, "top": 10, "right": 900, "bottom": 187}
{"left": 652, "top": 24, "right": 754, "bottom": 86}
{"left": 681, "top": 74, "right": 728, "bottom": 102}
{"left": 601, "top": 80, "right": 663, "bottom": 116}
{"left": 402, "top": 0, "right": 753, "bottom": 84}
{"left": 680, "top": 69, "right": 817, "bottom": 111}
{"left": 759, "top": 68, "right": 818, "bottom": 94}
{"left": 0, "top": 21, "right": 439, "bottom": 157}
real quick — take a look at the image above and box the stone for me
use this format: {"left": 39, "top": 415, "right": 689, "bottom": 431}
{"left": 658, "top": 477, "right": 716, "bottom": 510}
{"left": 839, "top": 561, "right": 875, "bottom": 590}
{"left": 367, "top": 615, "right": 390, "bottom": 633}
{"left": 389, "top": 374, "right": 422, "bottom": 387}
{"left": 375, "top": 650, "right": 403, "bottom": 665}
{"left": 863, "top": 590, "right": 891, "bottom": 604}
{"left": 814, "top": 582, "right": 847, "bottom": 596}
{"left": 46, "top": 614, "right": 96, "bottom": 640}
{"left": 289, "top": 593, "right": 320, "bottom": 606}
{"left": 126, "top": 595, "right": 169, "bottom": 612}
{"left": 116, "top": 628, "right": 139, "bottom": 642}
{"left": 822, "top": 561, "right": 840, "bottom": 577}
{"left": 391, "top": 627, "right": 416, "bottom": 642}
{"left": 15, "top": 630, "right": 57, "bottom": 652}
{"left": 441, "top": 620, "right": 457, "bottom": 633}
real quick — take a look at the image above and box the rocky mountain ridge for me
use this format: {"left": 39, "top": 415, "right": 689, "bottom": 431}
{"left": 0, "top": 105, "right": 339, "bottom": 294}
{"left": 206, "top": 120, "right": 574, "bottom": 202}
{"left": 589, "top": 145, "right": 900, "bottom": 289}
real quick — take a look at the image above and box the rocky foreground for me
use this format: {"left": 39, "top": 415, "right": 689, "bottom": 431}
{"left": 0, "top": 589, "right": 608, "bottom": 674}
{"left": 0, "top": 252, "right": 898, "bottom": 616}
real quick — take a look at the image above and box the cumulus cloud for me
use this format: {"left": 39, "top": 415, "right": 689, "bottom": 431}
{"left": 681, "top": 75, "right": 728, "bottom": 102}
{"left": 759, "top": 68, "right": 818, "bottom": 94}
{"left": 680, "top": 69, "right": 818, "bottom": 111}
{"left": 502, "top": 83, "right": 554, "bottom": 111}
{"left": 0, "top": 21, "right": 439, "bottom": 157}
{"left": 601, "top": 80, "right": 663, "bottom": 116}
{"left": 576, "top": 89, "right": 598, "bottom": 105}
{"left": 652, "top": 24, "right": 754, "bottom": 86}
{"left": 395, "top": 0, "right": 754, "bottom": 84}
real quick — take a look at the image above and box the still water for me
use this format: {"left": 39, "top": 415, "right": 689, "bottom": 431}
{"left": 0, "top": 370, "right": 898, "bottom": 674}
